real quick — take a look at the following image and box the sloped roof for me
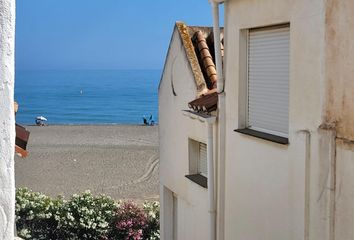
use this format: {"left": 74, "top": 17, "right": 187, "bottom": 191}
{"left": 175, "top": 22, "right": 207, "bottom": 95}
{"left": 177, "top": 22, "right": 223, "bottom": 114}
{"left": 175, "top": 22, "right": 224, "bottom": 96}
{"left": 161, "top": 22, "right": 223, "bottom": 114}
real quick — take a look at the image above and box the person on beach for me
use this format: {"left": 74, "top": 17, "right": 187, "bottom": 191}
{"left": 35, "top": 116, "right": 47, "bottom": 126}
{"left": 142, "top": 115, "right": 154, "bottom": 126}
{"left": 143, "top": 117, "right": 148, "bottom": 125}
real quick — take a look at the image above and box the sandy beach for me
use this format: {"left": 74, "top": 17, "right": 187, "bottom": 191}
{"left": 15, "top": 125, "right": 159, "bottom": 202}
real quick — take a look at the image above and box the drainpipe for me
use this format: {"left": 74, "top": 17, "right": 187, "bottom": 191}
{"left": 210, "top": 1, "right": 227, "bottom": 240}
{"left": 206, "top": 117, "right": 216, "bottom": 240}
{"left": 182, "top": 111, "right": 217, "bottom": 240}
{"left": 210, "top": 0, "right": 224, "bottom": 94}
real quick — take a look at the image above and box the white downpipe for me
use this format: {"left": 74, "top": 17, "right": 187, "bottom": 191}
{"left": 210, "top": 1, "right": 227, "bottom": 240}
{"left": 206, "top": 120, "right": 216, "bottom": 240}
{"left": 211, "top": 1, "right": 224, "bottom": 93}
{"left": 182, "top": 110, "right": 217, "bottom": 240}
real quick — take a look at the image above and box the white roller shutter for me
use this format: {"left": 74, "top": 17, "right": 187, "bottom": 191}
{"left": 198, "top": 143, "right": 207, "bottom": 177}
{"left": 248, "top": 26, "right": 290, "bottom": 137}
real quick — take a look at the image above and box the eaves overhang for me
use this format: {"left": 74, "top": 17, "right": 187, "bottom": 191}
{"left": 182, "top": 110, "right": 216, "bottom": 124}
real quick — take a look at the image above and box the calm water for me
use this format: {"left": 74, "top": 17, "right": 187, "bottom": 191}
{"left": 15, "top": 70, "right": 160, "bottom": 125}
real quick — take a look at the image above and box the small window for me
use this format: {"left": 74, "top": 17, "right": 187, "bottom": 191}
{"left": 194, "top": 142, "right": 208, "bottom": 177}
{"left": 185, "top": 139, "right": 208, "bottom": 188}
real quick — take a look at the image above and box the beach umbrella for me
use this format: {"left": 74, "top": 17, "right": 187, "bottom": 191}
{"left": 36, "top": 116, "right": 47, "bottom": 121}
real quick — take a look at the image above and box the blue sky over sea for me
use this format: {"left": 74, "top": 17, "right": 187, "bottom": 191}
{"left": 16, "top": 0, "right": 223, "bottom": 70}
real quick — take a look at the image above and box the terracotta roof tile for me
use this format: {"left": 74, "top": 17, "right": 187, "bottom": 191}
{"left": 168, "top": 22, "right": 223, "bottom": 114}
{"left": 188, "top": 92, "right": 218, "bottom": 114}
{"left": 185, "top": 24, "right": 223, "bottom": 114}
{"left": 193, "top": 31, "right": 217, "bottom": 89}
{"left": 174, "top": 22, "right": 224, "bottom": 97}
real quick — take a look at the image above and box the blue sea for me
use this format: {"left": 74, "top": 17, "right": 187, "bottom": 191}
{"left": 14, "top": 70, "right": 160, "bottom": 125}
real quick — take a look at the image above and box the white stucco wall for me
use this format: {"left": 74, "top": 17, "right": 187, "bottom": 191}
{"left": 160, "top": 1, "right": 354, "bottom": 239}
{"left": 324, "top": 1, "right": 354, "bottom": 239}
{"left": 335, "top": 141, "right": 354, "bottom": 240}
{"left": 223, "top": 0, "right": 330, "bottom": 239}
{"left": 159, "top": 27, "right": 212, "bottom": 240}
{"left": 0, "top": 0, "right": 16, "bottom": 239}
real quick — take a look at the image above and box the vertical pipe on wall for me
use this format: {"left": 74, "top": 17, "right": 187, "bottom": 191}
{"left": 207, "top": 120, "right": 216, "bottom": 240}
{"left": 211, "top": 1, "right": 224, "bottom": 93}
{"left": 210, "top": 1, "right": 227, "bottom": 239}
{"left": 297, "top": 130, "right": 311, "bottom": 240}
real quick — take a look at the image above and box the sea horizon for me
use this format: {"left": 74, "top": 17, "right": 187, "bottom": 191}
{"left": 15, "top": 69, "right": 160, "bottom": 125}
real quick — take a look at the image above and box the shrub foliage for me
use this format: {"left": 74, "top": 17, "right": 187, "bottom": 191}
{"left": 16, "top": 188, "right": 160, "bottom": 240}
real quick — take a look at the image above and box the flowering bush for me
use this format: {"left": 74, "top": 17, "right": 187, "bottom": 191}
{"left": 109, "top": 201, "right": 160, "bottom": 240}
{"left": 143, "top": 201, "right": 160, "bottom": 240}
{"left": 15, "top": 188, "right": 160, "bottom": 240}
{"left": 109, "top": 201, "right": 148, "bottom": 240}
{"left": 59, "top": 191, "right": 119, "bottom": 240}
{"left": 15, "top": 188, "right": 63, "bottom": 239}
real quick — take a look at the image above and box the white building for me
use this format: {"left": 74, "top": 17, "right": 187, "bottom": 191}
{"left": 159, "top": 1, "right": 354, "bottom": 240}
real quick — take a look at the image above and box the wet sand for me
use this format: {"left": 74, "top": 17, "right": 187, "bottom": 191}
{"left": 15, "top": 125, "right": 159, "bottom": 202}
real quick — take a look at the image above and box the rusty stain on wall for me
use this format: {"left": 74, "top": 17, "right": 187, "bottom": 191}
{"left": 324, "top": 0, "right": 354, "bottom": 142}
{"left": 317, "top": 127, "right": 337, "bottom": 240}
{"left": 336, "top": 138, "right": 354, "bottom": 151}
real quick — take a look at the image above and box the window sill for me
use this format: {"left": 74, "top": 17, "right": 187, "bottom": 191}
{"left": 234, "top": 128, "right": 289, "bottom": 145}
{"left": 185, "top": 174, "right": 207, "bottom": 189}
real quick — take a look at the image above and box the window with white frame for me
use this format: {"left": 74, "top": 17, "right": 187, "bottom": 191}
{"left": 246, "top": 25, "right": 290, "bottom": 139}
{"left": 186, "top": 139, "right": 208, "bottom": 188}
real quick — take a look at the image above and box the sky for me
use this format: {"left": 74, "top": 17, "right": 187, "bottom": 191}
{"left": 16, "top": 0, "right": 223, "bottom": 70}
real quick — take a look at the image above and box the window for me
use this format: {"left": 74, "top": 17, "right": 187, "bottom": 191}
{"left": 185, "top": 139, "right": 208, "bottom": 188}
{"left": 236, "top": 24, "right": 290, "bottom": 144}
{"left": 197, "top": 142, "right": 207, "bottom": 177}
